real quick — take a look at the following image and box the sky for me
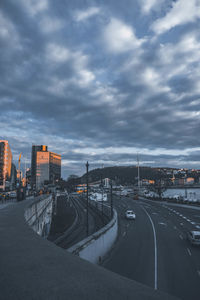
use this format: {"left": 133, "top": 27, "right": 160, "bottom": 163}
{"left": 1, "top": 0, "right": 200, "bottom": 179}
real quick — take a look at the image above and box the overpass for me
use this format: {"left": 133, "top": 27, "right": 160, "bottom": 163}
{"left": 0, "top": 196, "right": 178, "bottom": 300}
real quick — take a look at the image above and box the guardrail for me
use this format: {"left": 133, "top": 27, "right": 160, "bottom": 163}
{"left": 24, "top": 194, "right": 53, "bottom": 237}
{"left": 68, "top": 207, "right": 118, "bottom": 264}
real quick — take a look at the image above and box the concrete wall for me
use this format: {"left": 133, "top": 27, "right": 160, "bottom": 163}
{"left": 68, "top": 208, "right": 118, "bottom": 264}
{"left": 24, "top": 194, "right": 53, "bottom": 237}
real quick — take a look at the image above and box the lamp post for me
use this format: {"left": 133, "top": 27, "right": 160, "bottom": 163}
{"left": 86, "top": 161, "right": 89, "bottom": 236}
{"left": 110, "top": 179, "right": 113, "bottom": 218}
{"left": 101, "top": 174, "right": 103, "bottom": 216}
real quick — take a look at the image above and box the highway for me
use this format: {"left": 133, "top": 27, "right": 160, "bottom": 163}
{"left": 103, "top": 196, "right": 200, "bottom": 300}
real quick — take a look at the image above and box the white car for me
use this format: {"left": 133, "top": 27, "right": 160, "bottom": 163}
{"left": 188, "top": 231, "right": 200, "bottom": 246}
{"left": 125, "top": 210, "right": 136, "bottom": 220}
{"left": 10, "top": 192, "right": 16, "bottom": 198}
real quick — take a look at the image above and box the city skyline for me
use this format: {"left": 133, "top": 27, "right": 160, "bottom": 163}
{"left": 1, "top": 0, "right": 200, "bottom": 178}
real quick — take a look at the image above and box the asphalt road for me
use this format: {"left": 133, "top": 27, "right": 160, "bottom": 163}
{"left": 103, "top": 196, "right": 200, "bottom": 300}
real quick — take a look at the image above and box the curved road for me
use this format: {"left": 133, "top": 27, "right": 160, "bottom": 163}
{"left": 103, "top": 196, "right": 200, "bottom": 300}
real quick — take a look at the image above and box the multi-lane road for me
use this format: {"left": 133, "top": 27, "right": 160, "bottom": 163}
{"left": 103, "top": 196, "right": 200, "bottom": 300}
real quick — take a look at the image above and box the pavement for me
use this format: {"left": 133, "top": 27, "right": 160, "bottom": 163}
{"left": 0, "top": 197, "right": 178, "bottom": 300}
{"left": 103, "top": 196, "right": 200, "bottom": 300}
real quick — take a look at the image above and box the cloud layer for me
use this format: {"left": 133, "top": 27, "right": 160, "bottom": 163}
{"left": 0, "top": 0, "right": 200, "bottom": 178}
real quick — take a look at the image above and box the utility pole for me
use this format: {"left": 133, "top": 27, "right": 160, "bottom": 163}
{"left": 137, "top": 153, "right": 140, "bottom": 193}
{"left": 86, "top": 161, "right": 89, "bottom": 236}
{"left": 110, "top": 179, "right": 113, "bottom": 218}
{"left": 101, "top": 168, "right": 103, "bottom": 216}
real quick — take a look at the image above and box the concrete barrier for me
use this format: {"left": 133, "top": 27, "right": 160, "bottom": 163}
{"left": 24, "top": 194, "right": 53, "bottom": 237}
{"left": 68, "top": 208, "right": 118, "bottom": 264}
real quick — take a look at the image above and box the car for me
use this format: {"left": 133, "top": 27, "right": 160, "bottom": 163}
{"left": 125, "top": 210, "right": 136, "bottom": 220}
{"left": 187, "top": 231, "right": 200, "bottom": 246}
{"left": 10, "top": 192, "right": 16, "bottom": 198}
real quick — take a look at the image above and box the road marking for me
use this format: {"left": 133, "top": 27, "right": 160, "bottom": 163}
{"left": 180, "top": 223, "right": 183, "bottom": 226}
{"left": 123, "top": 231, "right": 126, "bottom": 237}
{"left": 142, "top": 206, "right": 158, "bottom": 290}
{"left": 179, "top": 234, "right": 183, "bottom": 240}
{"left": 197, "top": 270, "right": 200, "bottom": 277}
{"left": 187, "top": 248, "right": 192, "bottom": 256}
{"left": 158, "top": 222, "right": 167, "bottom": 226}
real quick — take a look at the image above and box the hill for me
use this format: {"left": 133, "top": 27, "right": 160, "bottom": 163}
{"left": 81, "top": 166, "right": 166, "bottom": 185}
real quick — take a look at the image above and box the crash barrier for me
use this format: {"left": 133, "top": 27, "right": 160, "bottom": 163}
{"left": 144, "top": 195, "right": 200, "bottom": 206}
{"left": 68, "top": 207, "right": 118, "bottom": 264}
{"left": 24, "top": 194, "right": 53, "bottom": 237}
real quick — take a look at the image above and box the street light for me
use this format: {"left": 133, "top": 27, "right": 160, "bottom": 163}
{"left": 110, "top": 179, "right": 113, "bottom": 218}
{"left": 86, "top": 161, "right": 89, "bottom": 236}
{"left": 101, "top": 174, "right": 104, "bottom": 216}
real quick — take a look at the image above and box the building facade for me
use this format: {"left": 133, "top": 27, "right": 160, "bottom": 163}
{"left": 31, "top": 145, "right": 61, "bottom": 190}
{"left": 0, "top": 140, "right": 12, "bottom": 191}
{"left": 49, "top": 152, "right": 61, "bottom": 183}
{"left": 36, "top": 151, "right": 50, "bottom": 189}
{"left": 31, "top": 145, "right": 48, "bottom": 189}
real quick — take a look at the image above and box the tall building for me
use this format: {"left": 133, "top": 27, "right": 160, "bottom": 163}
{"left": 31, "top": 145, "right": 61, "bottom": 190}
{"left": 0, "top": 140, "right": 12, "bottom": 191}
{"left": 49, "top": 152, "right": 61, "bottom": 182}
{"left": 31, "top": 145, "right": 48, "bottom": 189}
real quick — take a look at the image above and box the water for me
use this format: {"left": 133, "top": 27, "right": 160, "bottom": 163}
{"left": 163, "top": 188, "right": 200, "bottom": 201}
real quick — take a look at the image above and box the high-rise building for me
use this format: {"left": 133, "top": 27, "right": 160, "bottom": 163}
{"left": 49, "top": 152, "right": 61, "bottom": 182}
{"left": 36, "top": 150, "right": 50, "bottom": 189}
{"left": 0, "top": 140, "right": 12, "bottom": 191}
{"left": 31, "top": 145, "right": 61, "bottom": 190}
{"left": 31, "top": 145, "right": 48, "bottom": 189}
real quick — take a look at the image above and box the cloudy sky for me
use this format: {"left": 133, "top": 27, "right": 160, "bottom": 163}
{"left": 1, "top": 0, "right": 200, "bottom": 178}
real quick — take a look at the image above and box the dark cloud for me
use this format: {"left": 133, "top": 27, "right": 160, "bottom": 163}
{"left": 1, "top": 0, "right": 200, "bottom": 177}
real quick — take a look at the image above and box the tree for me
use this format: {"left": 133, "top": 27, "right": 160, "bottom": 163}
{"left": 67, "top": 174, "right": 79, "bottom": 181}
{"left": 148, "top": 179, "right": 166, "bottom": 200}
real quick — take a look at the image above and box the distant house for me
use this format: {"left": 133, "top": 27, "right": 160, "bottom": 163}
{"left": 185, "top": 177, "right": 195, "bottom": 185}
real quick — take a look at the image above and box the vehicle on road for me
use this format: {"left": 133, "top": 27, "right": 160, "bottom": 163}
{"left": 187, "top": 230, "right": 200, "bottom": 246}
{"left": 10, "top": 192, "right": 16, "bottom": 198}
{"left": 125, "top": 210, "right": 136, "bottom": 220}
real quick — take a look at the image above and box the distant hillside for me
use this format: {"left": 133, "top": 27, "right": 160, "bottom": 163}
{"left": 81, "top": 166, "right": 167, "bottom": 185}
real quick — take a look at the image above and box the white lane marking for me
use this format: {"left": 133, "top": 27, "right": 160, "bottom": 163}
{"left": 179, "top": 234, "right": 183, "bottom": 240}
{"left": 187, "top": 248, "right": 192, "bottom": 256}
{"left": 142, "top": 206, "right": 158, "bottom": 290}
{"left": 180, "top": 223, "right": 183, "bottom": 226}
{"left": 123, "top": 231, "right": 126, "bottom": 237}
{"left": 197, "top": 270, "right": 200, "bottom": 277}
{"left": 174, "top": 226, "right": 177, "bottom": 229}
{"left": 158, "top": 222, "right": 167, "bottom": 226}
